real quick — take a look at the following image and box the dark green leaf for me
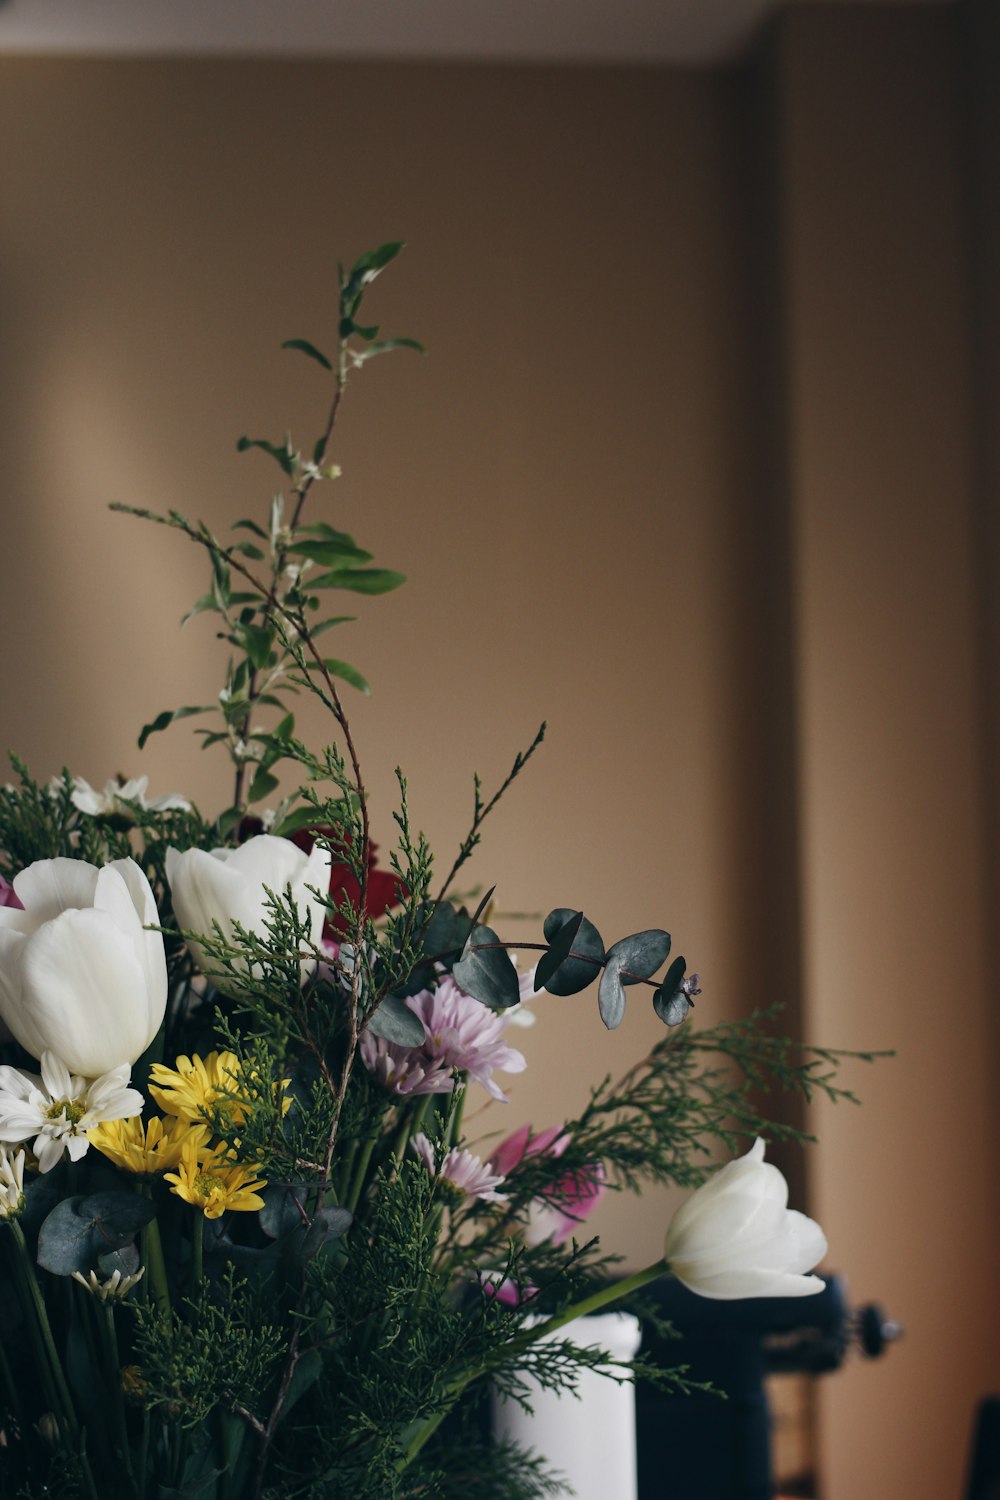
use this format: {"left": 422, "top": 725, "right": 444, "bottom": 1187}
{"left": 604, "top": 929, "right": 671, "bottom": 986}
{"left": 37, "top": 1192, "right": 156, "bottom": 1276}
{"left": 230, "top": 540, "right": 265, "bottom": 561}
{"left": 271, "top": 804, "right": 332, "bottom": 838}
{"left": 367, "top": 993, "right": 426, "bottom": 1047}
{"left": 281, "top": 338, "right": 333, "bottom": 372}
{"left": 540, "top": 908, "right": 605, "bottom": 996}
{"left": 237, "top": 622, "right": 274, "bottom": 670}
{"left": 352, "top": 336, "right": 426, "bottom": 364}
{"left": 652, "top": 956, "right": 690, "bottom": 1027}
{"left": 233, "top": 518, "right": 268, "bottom": 539}
{"left": 236, "top": 435, "right": 295, "bottom": 476}
{"left": 287, "top": 540, "right": 373, "bottom": 568}
{"left": 453, "top": 923, "right": 521, "bottom": 1010}
{"left": 248, "top": 768, "right": 279, "bottom": 804}
{"left": 534, "top": 909, "right": 584, "bottom": 992}
{"left": 293, "top": 1206, "right": 354, "bottom": 1266}
{"left": 259, "top": 1185, "right": 310, "bottom": 1240}
{"left": 315, "top": 658, "right": 371, "bottom": 695}
{"left": 138, "top": 704, "right": 213, "bottom": 750}
{"left": 310, "top": 616, "right": 357, "bottom": 639}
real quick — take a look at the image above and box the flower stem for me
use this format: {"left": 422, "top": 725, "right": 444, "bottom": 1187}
{"left": 140, "top": 1213, "right": 171, "bottom": 1321}
{"left": 400, "top": 1258, "right": 668, "bottom": 1469}
{"left": 10, "top": 1219, "right": 79, "bottom": 1440}
{"left": 191, "top": 1210, "right": 204, "bottom": 1290}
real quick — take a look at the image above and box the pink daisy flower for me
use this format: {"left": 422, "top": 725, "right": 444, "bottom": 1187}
{"left": 411, "top": 1132, "right": 508, "bottom": 1204}
{"left": 406, "top": 975, "right": 527, "bottom": 1102}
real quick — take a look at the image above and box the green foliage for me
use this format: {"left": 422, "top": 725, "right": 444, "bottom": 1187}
{"left": 0, "top": 242, "right": 883, "bottom": 1500}
{"left": 134, "top": 1267, "right": 285, "bottom": 1430}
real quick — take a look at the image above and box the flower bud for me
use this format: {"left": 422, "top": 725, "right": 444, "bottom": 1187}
{"left": 0, "top": 858, "right": 168, "bottom": 1076}
{"left": 664, "top": 1138, "right": 827, "bottom": 1299}
{"left": 166, "top": 834, "right": 331, "bottom": 995}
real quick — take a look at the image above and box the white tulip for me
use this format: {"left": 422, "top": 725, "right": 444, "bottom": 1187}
{"left": 664, "top": 1137, "right": 827, "bottom": 1299}
{"left": 165, "top": 834, "right": 332, "bottom": 994}
{"left": 0, "top": 857, "right": 168, "bottom": 1076}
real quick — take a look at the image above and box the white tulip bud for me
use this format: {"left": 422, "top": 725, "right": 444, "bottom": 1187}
{"left": 664, "top": 1138, "right": 827, "bottom": 1299}
{"left": 0, "top": 858, "right": 168, "bottom": 1076}
{"left": 166, "top": 834, "right": 331, "bottom": 995}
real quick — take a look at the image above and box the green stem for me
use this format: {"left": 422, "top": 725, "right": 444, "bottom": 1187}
{"left": 400, "top": 1258, "right": 668, "bottom": 1469}
{"left": 102, "top": 1303, "right": 137, "bottom": 1492}
{"left": 191, "top": 1210, "right": 204, "bottom": 1290}
{"left": 344, "top": 1134, "right": 378, "bottom": 1215}
{"left": 10, "top": 1219, "right": 79, "bottom": 1439}
{"left": 140, "top": 1213, "right": 171, "bottom": 1321}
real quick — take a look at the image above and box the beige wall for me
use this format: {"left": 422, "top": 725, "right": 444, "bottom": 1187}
{"left": 0, "top": 10, "right": 995, "bottom": 1497}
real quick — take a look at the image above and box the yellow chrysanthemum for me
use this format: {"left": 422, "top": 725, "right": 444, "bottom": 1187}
{"left": 148, "top": 1051, "right": 247, "bottom": 1124}
{"left": 148, "top": 1051, "right": 291, "bottom": 1127}
{"left": 87, "top": 1114, "right": 210, "bottom": 1174}
{"left": 163, "top": 1139, "right": 267, "bottom": 1219}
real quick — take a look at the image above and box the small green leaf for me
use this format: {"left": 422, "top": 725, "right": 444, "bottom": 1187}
{"left": 453, "top": 923, "right": 521, "bottom": 1010}
{"left": 352, "top": 336, "right": 426, "bottom": 364}
{"left": 237, "top": 436, "right": 295, "bottom": 476}
{"left": 230, "top": 541, "right": 265, "bottom": 561}
{"left": 315, "top": 568, "right": 406, "bottom": 596}
{"left": 281, "top": 338, "right": 333, "bottom": 372}
{"left": 367, "top": 994, "right": 426, "bottom": 1047}
{"left": 233, "top": 518, "right": 268, "bottom": 539}
{"left": 313, "top": 659, "right": 371, "bottom": 695}
{"left": 287, "top": 540, "right": 373, "bottom": 568}
{"left": 248, "top": 768, "right": 279, "bottom": 803}
{"left": 237, "top": 623, "right": 274, "bottom": 670}
{"left": 310, "top": 616, "right": 357, "bottom": 639}
{"left": 138, "top": 704, "right": 213, "bottom": 750}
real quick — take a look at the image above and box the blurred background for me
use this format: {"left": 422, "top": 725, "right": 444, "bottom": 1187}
{"left": 0, "top": 0, "right": 997, "bottom": 1495}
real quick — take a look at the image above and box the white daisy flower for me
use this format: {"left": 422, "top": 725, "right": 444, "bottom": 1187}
{"left": 0, "top": 1144, "right": 25, "bottom": 1219}
{"left": 71, "top": 1266, "right": 146, "bottom": 1302}
{"left": 56, "top": 774, "right": 190, "bottom": 818}
{"left": 0, "top": 1052, "right": 144, "bottom": 1174}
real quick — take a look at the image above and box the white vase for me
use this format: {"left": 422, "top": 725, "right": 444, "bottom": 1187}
{"left": 491, "top": 1311, "right": 643, "bottom": 1499}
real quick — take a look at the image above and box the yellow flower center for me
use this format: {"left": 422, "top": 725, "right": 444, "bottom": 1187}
{"left": 48, "top": 1099, "right": 84, "bottom": 1126}
{"left": 193, "top": 1171, "right": 225, "bottom": 1201}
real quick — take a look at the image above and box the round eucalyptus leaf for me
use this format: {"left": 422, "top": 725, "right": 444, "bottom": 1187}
{"left": 366, "top": 993, "right": 426, "bottom": 1047}
{"left": 604, "top": 929, "right": 672, "bottom": 986}
{"left": 534, "top": 910, "right": 583, "bottom": 992}
{"left": 653, "top": 988, "right": 691, "bottom": 1027}
{"left": 37, "top": 1191, "right": 155, "bottom": 1277}
{"left": 259, "top": 1185, "right": 311, "bottom": 1241}
{"left": 97, "top": 1243, "right": 141, "bottom": 1279}
{"left": 453, "top": 923, "right": 522, "bottom": 1010}
{"left": 540, "top": 908, "right": 605, "bottom": 996}
{"left": 598, "top": 962, "right": 627, "bottom": 1030}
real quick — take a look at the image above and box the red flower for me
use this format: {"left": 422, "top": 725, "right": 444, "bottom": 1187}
{"left": 288, "top": 828, "right": 406, "bottom": 939}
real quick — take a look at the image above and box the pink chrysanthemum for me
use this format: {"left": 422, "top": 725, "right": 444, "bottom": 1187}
{"left": 411, "top": 1132, "right": 508, "bottom": 1204}
{"left": 357, "top": 1031, "right": 455, "bottom": 1098}
{"left": 406, "top": 975, "right": 527, "bottom": 1102}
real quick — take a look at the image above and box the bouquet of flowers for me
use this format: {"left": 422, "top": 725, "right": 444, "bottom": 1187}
{"left": 0, "top": 244, "right": 869, "bottom": 1500}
